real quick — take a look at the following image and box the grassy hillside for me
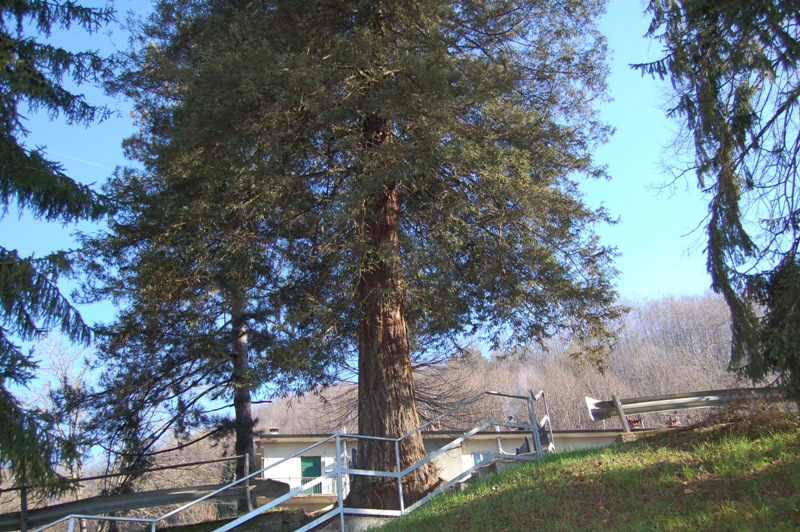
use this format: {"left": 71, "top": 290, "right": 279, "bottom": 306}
{"left": 380, "top": 409, "right": 800, "bottom": 531}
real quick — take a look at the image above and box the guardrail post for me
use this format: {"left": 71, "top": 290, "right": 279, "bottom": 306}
{"left": 335, "top": 435, "right": 345, "bottom": 531}
{"left": 528, "top": 390, "right": 542, "bottom": 456}
{"left": 541, "top": 392, "right": 555, "bottom": 452}
{"left": 395, "top": 440, "right": 405, "bottom": 513}
{"left": 66, "top": 516, "right": 75, "bottom": 532}
{"left": 612, "top": 394, "right": 631, "bottom": 433}
{"left": 244, "top": 453, "right": 253, "bottom": 513}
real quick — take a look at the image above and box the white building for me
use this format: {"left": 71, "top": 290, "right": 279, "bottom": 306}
{"left": 255, "top": 429, "right": 624, "bottom": 511}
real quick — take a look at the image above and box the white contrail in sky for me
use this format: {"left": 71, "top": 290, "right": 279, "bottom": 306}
{"left": 50, "top": 151, "right": 113, "bottom": 170}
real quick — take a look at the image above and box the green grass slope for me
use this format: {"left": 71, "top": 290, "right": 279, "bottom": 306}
{"left": 381, "top": 411, "right": 800, "bottom": 531}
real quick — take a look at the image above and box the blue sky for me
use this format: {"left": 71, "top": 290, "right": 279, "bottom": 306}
{"left": 592, "top": 0, "right": 712, "bottom": 299}
{"left": 3, "top": 0, "right": 714, "bottom": 331}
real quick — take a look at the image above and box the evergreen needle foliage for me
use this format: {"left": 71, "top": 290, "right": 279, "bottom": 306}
{"left": 0, "top": 0, "right": 113, "bottom": 491}
{"left": 635, "top": 1, "right": 800, "bottom": 396}
{"left": 84, "top": 0, "right": 623, "bottom": 504}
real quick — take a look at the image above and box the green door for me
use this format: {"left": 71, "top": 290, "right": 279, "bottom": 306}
{"left": 300, "top": 456, "right": 322, "bottom": 494}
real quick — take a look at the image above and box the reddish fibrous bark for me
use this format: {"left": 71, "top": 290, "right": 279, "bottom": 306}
{"left": 345, "top": 115, "right": 438, "bottom": 509}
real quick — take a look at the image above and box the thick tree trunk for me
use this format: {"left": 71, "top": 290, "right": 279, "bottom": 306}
{"left": 230, "top": 293, "right": 256, "bottom": 512}
{"left": 346, "top": 115, "right": 438, "bottom": 509}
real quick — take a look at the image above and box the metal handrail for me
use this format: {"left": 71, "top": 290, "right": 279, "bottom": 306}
{"left": 405, "top": 450, "right": 540, "bottom": 514}
{"left": 31, "top": 436, "right": 350, "bottom": 532}
{"left": 32, "top": 389, "right": 551, "bottom": 532}
{"left": 403, "top": 390, "right": 528, "bottom": 439}
{"left": 35, "top": 514, "right": 155, "bottom": 532}
{"left": 220, "top": 389, "right": 552, "bottom": 531}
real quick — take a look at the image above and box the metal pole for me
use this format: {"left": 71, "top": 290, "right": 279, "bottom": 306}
{"left": 528, "top": 390, "right": 542, "bottom": 456}
{"left": 20, "top": 487, "right": 28, "bottom": 532}
{"left": 395, "top": 440, "right": 405, "bottom": 513}
{"left": 244, "top": 453, "right": 253, "bottom": 513}
{"left": 66, "top": 517, "right": 75, "bottom": 532}
{"left": 612, "top": 394, "right": 631, "bottom": 433}
{"left": 335, "top": 436, "right": 345, "bottom": 531}
{"left": 542, "top": 392, "right": 556, "bottom": 452}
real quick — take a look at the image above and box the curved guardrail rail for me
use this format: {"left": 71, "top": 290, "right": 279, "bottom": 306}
{"left": 585, "top": 386, "right": 782, "bottom": 432}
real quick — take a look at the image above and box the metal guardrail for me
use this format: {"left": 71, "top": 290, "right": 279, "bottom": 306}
{"left": 30, "top": 389, "right": 554, "bottom": 532}
{"left": 3, "top": 480, "right": 284, "bottom": 532}
{"left": 3, "top": 455, "right": 252, "bottom": 532}
{"left": 218, "top": 389, "right": 554, "bottom": 532}
{"left": 585, "top": 387, "right": 783, "bottom": 432}
{"left": 30, "top": 454, "right": 265, "bottom": 532}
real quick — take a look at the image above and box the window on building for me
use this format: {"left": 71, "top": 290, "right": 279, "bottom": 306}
{"left": 472, "top": 452, "right": 493, "bottom": 466}
{"left": 301, "top": 456, "right": 322, "bottom": 494}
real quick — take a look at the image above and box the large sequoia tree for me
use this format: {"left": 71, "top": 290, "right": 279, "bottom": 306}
{"left": 94, "top": 0, "right": 621, "bottom": 508}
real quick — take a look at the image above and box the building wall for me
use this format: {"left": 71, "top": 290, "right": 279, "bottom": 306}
{"left": 260, "top": 438, "right": 346, "bottom": 495}
{"left": 554, "top": 432, "right": 620, "bottom": 450}
{"left": 258, "top": 430, "right": 623, "bottom": 494}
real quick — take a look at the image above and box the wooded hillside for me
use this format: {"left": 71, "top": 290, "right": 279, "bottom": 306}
{"left": 255, "top": 292, "right": 742, "bottom": 434}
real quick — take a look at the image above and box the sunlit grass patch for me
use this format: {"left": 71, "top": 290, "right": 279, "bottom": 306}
{"left": 380, "top": 421, "right": 800, "bottom": 531}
